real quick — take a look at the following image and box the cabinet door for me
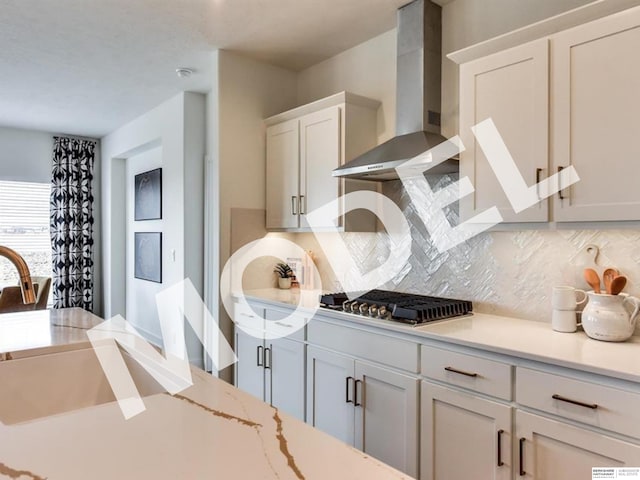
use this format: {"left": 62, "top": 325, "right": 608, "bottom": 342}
{"left": 267, "top": 338, "right": 305, "bottom": 421}
{"left": 355, "top": 362, "right": 419, "bottom": 478}
{"left": 299, "top": 106, "right": 341, "bottom": 230}
{"left": 306, "top": 345, "right": 355, "bottom": 445}
{"left": 266, "top": 119, "right": 299, "bottom": 229}
{"left": 516, "top": 410, "right": 640, "bottom": 479}
{"left": 421, "top": 382, "right": 512, "bottom": 480}
{"left": 460, "top": 39, "right": 549, "bottom": 223}
{"left": 552, "top": 8, "right": 640, "bottom": 221}
{"left": 234, "top": 329, "right": 265, "bottom": 401}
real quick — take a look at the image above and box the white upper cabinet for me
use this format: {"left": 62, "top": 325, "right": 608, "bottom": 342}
{"left": 265, "top": 92, "right": 380, "bottom": 232}
{"left": 266, "top": 119, "right": 299, "bottom": 230}
{"left": 460, "top": 39, "right": 549, "bottom": 223}
{"left": 298, "top": 106, "right": 341, "bottom": 229}
{"left": 552, "top": 7, "right": 640, "bottom": 222}
{"left": 456, "top": 5, "right": 640, "bottom": 224}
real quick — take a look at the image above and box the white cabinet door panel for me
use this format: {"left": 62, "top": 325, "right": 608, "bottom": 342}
{"left": 516, "top": 410, "right": 640, "bottom": 479}
{"left": 268, "top": 338, "right": 305, "bottom": 421}
{"left": 552, "top": 8, "right": 640, "bottom": 221}
{"left": 266, "top": 119, "right": 299, "bottom": 229}
{"left": 306, "top": 346, "right": 355, "bottom": 445}
{"left": 234, "top": 329, "right": 264, "bottom": 401}
{"left": 299, "top": 106, "right": 341, "bottom": 229}
{"left": 355, "top": 362, "right": 419, "bottom": 478}
{"left": 460, "top": 39, "right": 549, "bottom": 223}
{"left": 421, "top": 382, "right": 512, "bottom": 480}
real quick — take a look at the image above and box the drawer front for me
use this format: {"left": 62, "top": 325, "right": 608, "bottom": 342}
{"left": 517, "top": 367, "right": 640, "bottom": 439}
{"left": 233, "top": 301, "right": 265, "bottom": 333}
{"left": 264, "top": 307, "right": 306, "bottom": 342}
{"left": 307, "top": 320, "right": 419, "bottom": 372}
{"left": 421, "top": 345, "right": 512, "bottom": 400}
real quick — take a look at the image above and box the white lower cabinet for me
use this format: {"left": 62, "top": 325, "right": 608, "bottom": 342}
{"left": 306, "top": 345, "right": 355, "bottom": 445}
{"left": 515, "top": 410, "right": 640, "bottom": 478}
{"left": 235, "top": 328, "right": 305, "bottom": 421}
{"left": 235, "top": 299, "right": 640, "bottom": 480}
{"left": 233, "top": 300, "right": 307, "bottom": 421}
{"left": 267, "top": 338, "right": 305, "bottom": 421}
{"left": 421, "top": 381, "right": 512, "bottom": 480}
{"left": 306, "top": 345, "right": 419, "bottom": 477}
{"left": 234, "top": 328, "right": 266, "bottom": 401}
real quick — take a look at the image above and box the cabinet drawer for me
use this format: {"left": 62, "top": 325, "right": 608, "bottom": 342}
{"left": 264, "top": 307, "right": 306, "bottom": 342}
{"left": 233, "top": 302, "right": 265, "bottom": 332}
{"left": 307, "top": 320, "right": 419, "bottom": 373}
{"left": 421, "top": 345, "right": 512, "bottom": 400}
{"left": 517, "top": 367, "right": 640, "bottom": 439}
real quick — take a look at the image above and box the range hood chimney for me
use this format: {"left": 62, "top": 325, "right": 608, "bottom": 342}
{"left": 333, "top": 0, "right": 456, "bottom": 181}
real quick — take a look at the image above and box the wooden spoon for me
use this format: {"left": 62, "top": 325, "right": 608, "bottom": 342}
{"left": 610, "top": 275, "right": 627, "bottom": 295}
{"left": 583, "top": 268, "right": 601, "bottom": 294}
{"left": 603, "top": 268, "right": 620, "bottom": 295}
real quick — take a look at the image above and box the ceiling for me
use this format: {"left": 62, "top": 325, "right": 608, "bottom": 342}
{"left": 0, "top": 0, "right": 408, "bottom": 138}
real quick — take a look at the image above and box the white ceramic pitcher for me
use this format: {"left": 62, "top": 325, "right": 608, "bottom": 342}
{"left": 582, "top": 292, "right": 640, "bottom": 342}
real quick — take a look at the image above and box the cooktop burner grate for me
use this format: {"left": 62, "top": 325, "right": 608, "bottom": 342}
{"left": 320, "top": 289, "right": 472, "bottom": 325}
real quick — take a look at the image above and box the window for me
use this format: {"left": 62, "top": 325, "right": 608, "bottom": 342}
{"left": 0, "top": 180, "right": 52, "bottom": 300}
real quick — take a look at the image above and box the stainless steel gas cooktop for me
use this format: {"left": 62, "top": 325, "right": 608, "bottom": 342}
{"left": 319, "top": 289, "right": 473, "bottom": 326}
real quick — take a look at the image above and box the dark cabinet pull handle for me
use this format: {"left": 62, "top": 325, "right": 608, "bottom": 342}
{"left": 497, "top": 429, "right": 504, "bottom": 467}
{"left": 519, "top": 437, "right": 526, "bottom": 476}
{"left": 552, "top": 394, "right": 598, "bottom": 410}
{"left": 346, "top": 376, "right": 354, "bottom": 404}
{"left": 264, "top": 347, "right": 271, "bottom": 369}
{"left": 557, "top": 166, "right": 565, "bottom": 200}
{"left": 257, "top": 345, "right": 263, "bottom": 367}
{"left": 444, "top": 366, "right": 478, "bottom": 378}
{"left": 354, "top": 379, "right": 363, "bottom": 407}
{"left": 536, "top": 168, "right": 543, "bottom": 199}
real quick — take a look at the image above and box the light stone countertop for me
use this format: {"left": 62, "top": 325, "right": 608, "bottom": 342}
{"left": 240, "top": 288, "right": 640, "bottom": 384}
{"left": 0, "top": 307, "right": 411, "bottom": 480}
{"left": 0, "top": 307, "right": 103, "bottom": 360}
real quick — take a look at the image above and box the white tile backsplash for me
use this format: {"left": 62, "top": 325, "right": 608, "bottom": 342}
{"left": 262, "top": 178, "right": 640, "bottom": 331}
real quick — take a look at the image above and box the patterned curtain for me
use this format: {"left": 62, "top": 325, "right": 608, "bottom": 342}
{"left": 50, "top": 137, "right": 96, "bottom": 311}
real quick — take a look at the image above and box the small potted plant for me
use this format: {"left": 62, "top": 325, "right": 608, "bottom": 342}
{"left": 274, "top": 262, "right": 294, "bottom": 289}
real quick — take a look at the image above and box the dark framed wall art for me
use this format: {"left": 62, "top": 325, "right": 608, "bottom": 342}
{"left": 134, "top": 232, "right": 162, "bottom": 283}
{"left": 134, "top": 168, "right": 162, "bottom": 220}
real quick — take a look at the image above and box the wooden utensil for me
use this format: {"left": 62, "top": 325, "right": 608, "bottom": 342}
{"left": 603, "top": 268, "right": 620, "bottom": 295}
{"left": 610, "top": 275, "right": 627, "bottom": 296}
{"left": 583, "top": 268, "right": 601, "bottom": 294}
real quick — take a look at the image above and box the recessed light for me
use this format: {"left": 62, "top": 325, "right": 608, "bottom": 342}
{"left": 176, "top": 68, "right": 194, "bottom": 79}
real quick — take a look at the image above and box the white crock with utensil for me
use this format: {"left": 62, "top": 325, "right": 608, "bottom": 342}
{"left": 581, "top": 292, "right": 640, "bottom": 342}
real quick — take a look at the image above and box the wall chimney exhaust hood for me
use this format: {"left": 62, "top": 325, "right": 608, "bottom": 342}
{"left": 333, "top": 0, "right": 456, "bottom": 181}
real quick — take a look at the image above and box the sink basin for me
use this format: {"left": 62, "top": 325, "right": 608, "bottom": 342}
{"left": 0, "top": 346, "right": 164, "bottom": 425}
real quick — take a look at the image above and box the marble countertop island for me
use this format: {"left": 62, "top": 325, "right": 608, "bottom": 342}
{"left": 0, "top": 308, "right": 410, "bottom": 480}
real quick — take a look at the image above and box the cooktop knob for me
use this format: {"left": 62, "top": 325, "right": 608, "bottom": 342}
{"left": 369, "top": 304, "right": 378, "bottom": 317}
{"left": 350, "top": 301, "right": 360, "bottom": 313}
{"left": 378, "top": 306, "right": 388, "bottom": 318}
{"left": 359, "top": 303, "right": 369, "bottom": 315}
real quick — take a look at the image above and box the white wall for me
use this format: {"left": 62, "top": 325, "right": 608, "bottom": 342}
{"left": 0, "top": 126, "right": 103, "bottom": 314}
{"left": 297, "top": 29, "right": 397, "bottom": 145}
{"left": 126, "top": 146, "right": 163, "bottom": 342}
{"left": 0, "top": 127, "right": 53, "bottom": 183}
{"left": 102, "top": 92, "right": 205, "bottom": 367}
{"left": 207, "top": 50, "right": 298, "bottom": 380}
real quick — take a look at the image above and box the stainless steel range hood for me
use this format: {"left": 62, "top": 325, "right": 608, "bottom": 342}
{"left": 333, "top": 0, "right": 456, "bottom": 181}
